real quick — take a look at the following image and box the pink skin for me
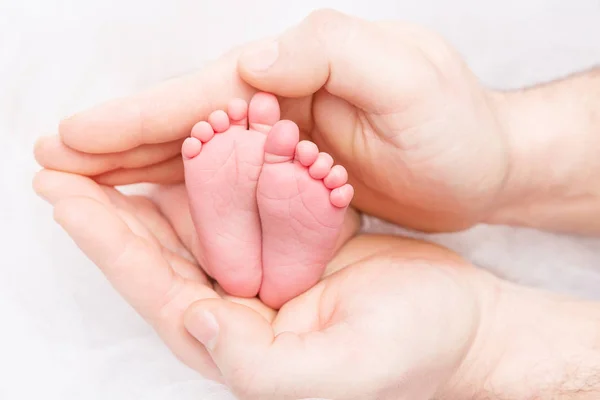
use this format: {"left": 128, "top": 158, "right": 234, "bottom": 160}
{"left": 182, "top": 93, "right": 279, "bottom": 297}
{"left": 257, "top": 120, "right": 353, "bottom": 308}
{"left": 182, "top": 92, "right": 353, "bottom": 307}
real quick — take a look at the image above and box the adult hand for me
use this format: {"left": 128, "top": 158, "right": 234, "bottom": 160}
{"left": 32, "top": 170, "right": 484, "bottom": 399}
{"left": 35, "top": 9, "right": 512, "bottom": 232}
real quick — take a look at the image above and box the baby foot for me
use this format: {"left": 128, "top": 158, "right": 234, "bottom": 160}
{"left": 182, "top": 93, "right": 280, "bottom": 297}
{"left": 257, "top": 120, "right": 354, "bottom": 308}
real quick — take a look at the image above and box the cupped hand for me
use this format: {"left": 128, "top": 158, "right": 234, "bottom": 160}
{"left": 33, "top": 170, "right": 489, "bottom": 400}
{"left": 35, "top": 9, "right": 511, "bottom": 232}
{"left": 183, "top": 235, "right": 487, "bottom": 400}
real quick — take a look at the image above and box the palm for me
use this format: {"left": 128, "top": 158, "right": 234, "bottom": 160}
{"left": 199, "top": 235, "right": 481, "bottom": 399}
{"left": 280, "top": 255, "right": 478, "bottom": 399}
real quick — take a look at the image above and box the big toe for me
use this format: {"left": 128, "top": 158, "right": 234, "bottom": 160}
{"left": 263, "top": 120, "right": 300, "bottom": 163}
{"left": 248, "top": 92, "right": 281, "bottom": 133}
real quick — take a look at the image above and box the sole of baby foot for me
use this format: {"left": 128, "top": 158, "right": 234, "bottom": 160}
{"left": 182, "top": 92, "right": 280, "bottom": 297}
{"left": 257, "top": 120, "right": 354, "bottom": 309}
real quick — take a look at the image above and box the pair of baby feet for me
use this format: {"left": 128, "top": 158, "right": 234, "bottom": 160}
{"left": 182, "top": 92, "right": 354, "bottom": 308}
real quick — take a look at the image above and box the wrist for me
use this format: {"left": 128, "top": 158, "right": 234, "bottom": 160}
{"left": 484, "top": 73, "right": 600, "bottom": 234}
{"left": 434, "top": 269, "right": 503, "bottom": 399}
{"left": 442, "top": 273, "right": 600, "bottom": 399}
{"left": 485, "top": 282, "right": 600, "bottom": 398}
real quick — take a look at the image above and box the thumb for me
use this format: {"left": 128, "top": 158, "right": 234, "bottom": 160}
{"left": 185, "top": 299, "right": 370, "bottom": 399}
{"left": 184, "top": 299, "right": 277, "bottom": 395}
{"left": 237, "top": 9, "right": 419, "bottom": 112}
{"left": 184, "top": 298, "right": 274, "bottom": 363}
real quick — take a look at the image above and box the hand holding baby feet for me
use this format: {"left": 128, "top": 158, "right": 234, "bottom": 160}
{"left": 182, "top": 92, "right": 355, "bottom": 306}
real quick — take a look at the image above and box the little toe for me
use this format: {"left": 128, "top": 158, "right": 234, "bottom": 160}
{"left": 248, "top": 92, "right": 281, "bottom": 133}
{"left": 308, "top": 153, "right": 334, "bottom": 180}
{"left": 263, "top": 120, "right": 300, "bottom": 163}
{"left": 323, "top": 165, "right": 348, "bottom": 189}
{"left": 208, "top": 110, "right": 230, "bottom": 133}
{"left": 182, "top": 137, "right": 202, "bottom": 159}
{"left": 295, "top": 140, "right": 319, "bottom": 166}
{"left": 191, "top": 121, "right": 214, "bottom": 142}
{"left": 330, "top": 184, "right": 354, "bottom": 208}
{"left": 228, "top": 98, "right": 248, "bottom": 127}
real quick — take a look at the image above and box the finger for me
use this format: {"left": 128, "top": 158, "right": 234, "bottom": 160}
{"left": 34, "top": 170, "right": 177, "bottom": 314}
{"left": 55, "top": 195, "right": 222, "bottom": 380}
{"left": 34, "top": 170, "right": 224, "bottom": 380}
{"left": 238, "top": 9, "right": 419, "bottom": 113}
{"left": 33, "top": 170, "right": 197, "bottom": 277}
{"left": 33, "top": 168, "right": 112, "bottom": 205}
{"left": 184, "top": 299, "right": 359, "bottom": 400}
{"left": 33, "top": 170, "right": 214, "bottom": 320}
{"left": 34, "top": 134, "right": 184, "bottom": 176}
{"left": 60, "top": 48, "right": 255, "bottom": 154}
{"left": 93, "top": 156, "right": 184, "bottom": 185}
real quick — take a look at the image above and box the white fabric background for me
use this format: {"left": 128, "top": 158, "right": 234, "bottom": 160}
{"left": 2, "top": 0, "right": 599, "bottom": 399}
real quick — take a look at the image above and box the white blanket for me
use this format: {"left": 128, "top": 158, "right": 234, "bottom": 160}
{"left": 2, "top": 0, "right": 599, "bottom": 398}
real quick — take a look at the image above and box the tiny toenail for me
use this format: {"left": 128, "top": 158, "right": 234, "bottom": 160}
{"left": 240, "top": 40, "right": 279, "bottom": 72}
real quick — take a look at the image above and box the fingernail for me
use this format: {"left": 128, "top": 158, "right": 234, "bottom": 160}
{"left": 240, "top": 40, "right": 279, "bottom": 72}
{"left": 187, "top": 310, "right": 219, "bottom": 351}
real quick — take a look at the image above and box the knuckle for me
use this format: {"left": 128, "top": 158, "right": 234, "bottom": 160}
{"left": 302, "top": 8, "right": 360, "bottom": 55}
{"left": 306, "top": 8, "right": 344, "bottom": 24}
{"left": 304, "top": 8, "right": 349, "bottom": 36}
